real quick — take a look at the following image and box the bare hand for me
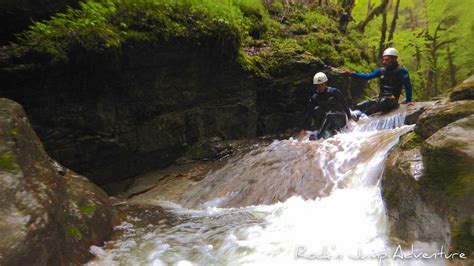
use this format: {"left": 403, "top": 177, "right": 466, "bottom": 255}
{"left": 341, "top": 68, "right": 353, "bottom": 75}
{"left": 296, "top": 129, "right": 306, "bottom": 140}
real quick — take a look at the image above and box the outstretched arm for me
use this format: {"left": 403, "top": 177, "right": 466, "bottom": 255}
{"left": 351, "top": 68, "right": 382, "bottom": 80}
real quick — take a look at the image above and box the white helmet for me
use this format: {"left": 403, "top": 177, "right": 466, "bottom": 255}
{"left": 313, "top": 72, "right": 328, "bottom": 84}
{"left": 383, "top": 47, "right": 399, "bottom": 57}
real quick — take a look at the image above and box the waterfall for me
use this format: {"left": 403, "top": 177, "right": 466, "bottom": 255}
{"left": 87, "top": 111, "right": 446, "bottom": 266}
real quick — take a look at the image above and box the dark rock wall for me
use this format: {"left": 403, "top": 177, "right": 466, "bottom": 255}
{"left": 0, "top": 39, "right": 363, "bottom": 184}
{"left": 1, "top": 43, "right": 260, "bottom": 184}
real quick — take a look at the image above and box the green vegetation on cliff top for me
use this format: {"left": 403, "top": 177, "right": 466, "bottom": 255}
{"left": 16, "top": 0, "right": 370, "bottom": 75}
{"left": 18, "top": 0, "right": 270, "bottom": 62}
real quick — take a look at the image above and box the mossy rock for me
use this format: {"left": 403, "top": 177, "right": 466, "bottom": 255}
{"left": 450, "top": 78, "right": 474, "bottom": 102}
{"left": 451, "top": 218, "right": 474, "bottom": 256}
{"left": 0, "top": 98, "right": 114, "bottom": 265}
{"left": 421, "top": 114, "right": 474, "bottom": 202}
{"left": 0, "top": 152, "right": 19, "bottom": 173}
{"left": 382, "top": 132, "right": 449, "bottom": 246}
{"left": 66, "top": 225, "right": 82, "bottom": 241}
{"left": 414, "top": 100, "right": 474, "bottom": 139}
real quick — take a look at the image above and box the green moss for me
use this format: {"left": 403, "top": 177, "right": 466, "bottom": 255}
{"left": 400, "top": 132, "right": 423, "bottom": 150}
{"left": 452, "top": 218, "right": 474, "bottom": 256}
{"left": 9, "top": 127, "right": 17, "bottom": 138}
{"left": 0, "top": 152, "right": 19, "bottom": 173}
{"left": 445, "top": 173, "right": 474, "bottom": 202}
{"left": 13, "top": 0, "right": 368, "bottom": 81}
{"left": 66, "top": 225, "right": 82, "bottom": 240}
{"left": 288, "top": 23, "right": 308, "bottom": 35}
{"left": 17, "top": 0, "right": 271, "bottom": 63}
{"left": 79, "top": 204, "right": 97, "bottom": 217}
{"left": 421, "top": 146, "right": 474, "bottom": 203}
{"left": 299, "top": 32, "right": 342, "bottom": 65}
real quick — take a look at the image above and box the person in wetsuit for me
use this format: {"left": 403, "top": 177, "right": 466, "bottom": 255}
{"left": 301, "top": 72, "right": 357, "bottom": 140}
{"left": 344, "top": 47, "right": 414, "bottom": 115}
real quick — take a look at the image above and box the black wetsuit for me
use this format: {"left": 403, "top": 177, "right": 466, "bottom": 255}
{"left": 303, "top": 87, "right": 352, "bottom": 138}
{"left": 352, "top": 63, "right": 413, "bottom": 115}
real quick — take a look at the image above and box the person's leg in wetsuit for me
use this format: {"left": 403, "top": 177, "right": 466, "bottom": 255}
{"left": 356, "top": 99, "right": 380, "bottom": 115}
{"left": 356, "top": 95, "right": 399, "bottom": 115}
{"left": 379, "top": 95, "right": 399, "bottom": 113}
{"left": 310, "top": 111, "right": 347, "bottom": 140}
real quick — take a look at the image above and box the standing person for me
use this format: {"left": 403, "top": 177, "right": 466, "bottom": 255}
{"left": 300, "top": 72, "right": 357, "bottom": 140}
{"left": 344, "top": 47, "right": 414, "bottom": 115}
{"left": 339, "top": 11, "right": 350, "bottom": 33}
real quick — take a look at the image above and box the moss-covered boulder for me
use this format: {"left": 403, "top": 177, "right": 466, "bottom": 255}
{"left": 421, "top": 114, "right": 474, "bottom": 255}
{"left": 383, "top": 102, "right": 474, "bottom": 258}
{"left": 414, "top": 100, "right": 474, "bottom": 139}
{"left": 449, "top": 75, "right": 474, "bottom": 102}
{"left": 382, "top": 132, "right": 450, "bottom": 247}
{"left": 0, "top": 98, "right": 114, "bottom": 265}
{"left": 421, "top": 114, "right": 474, "bottom": 202}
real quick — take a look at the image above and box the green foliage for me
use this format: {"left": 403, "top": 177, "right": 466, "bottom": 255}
{"left": 18, "top": 0, "right": 270, "bottom": 63}
{"left": 350, "top": 0, "right": 474, "bottom": 100}
{"left": 20, "top": 1, "right": 120, "bottom": 62}
{"left": 302, "top": 10, "right": 333, "bottom": 29}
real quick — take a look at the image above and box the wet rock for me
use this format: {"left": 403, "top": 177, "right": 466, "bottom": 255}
{"left": 404, "top": 101, "right": 434, "bottom": 125}
{"left": 382, "top": 132, "right": 450, "bottom": 247}
{"left": 421, "top": 114, "right": 474, "bottom": 255}
{"left": 0, "top": 98, "right": 114, "bottom": 265}
{"left": 383, "top": 112, "right": 474, "bottom": 257}
{"left": 414, "top": 100, "right": 474, "bottom": 139}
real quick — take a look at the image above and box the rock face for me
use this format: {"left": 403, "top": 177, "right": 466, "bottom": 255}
{"left": 382, "top": 132, "right": 450, "bottom": 246}
{"left": 382, "top": 75, "right": 474, "bottom": 257}
{"left": 0, "top": 44, "right": 258, "bottom": 184}
{"left": 0, "top": 41, "right": 364, "bottom": 184}
{"left": 414, "top": 100, "right": 474, "bottom": 139}
{"left": 0, "top": 0, "right": 79, "bottom": 44}
{"left": 0, "top": 98, "right": 114, "bottom": 265}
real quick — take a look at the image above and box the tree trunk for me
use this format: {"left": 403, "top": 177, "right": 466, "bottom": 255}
{"left": 408, "top": 9, "right": 421, "bottom": 71}
{"left": 378, "top": 10, "right": 388, "bottom": 59}
{"left": 415, "top": 46, "right": 421, "bottom": 71}
{"left": 367, "top": 0, "right": 374, "bottom": 16}
{"left": 387, "top": 0, "right": 401, "bottom": 47}
{"left": 357, "top": 0, "right": 389, "bottom": 32}
{"left": 447, "top": 45, "right": 457, "bottom": 87}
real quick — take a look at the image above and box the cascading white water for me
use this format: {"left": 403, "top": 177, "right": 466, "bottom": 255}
{"left": 87, "top": 111, "right": 447, "bottom": 266}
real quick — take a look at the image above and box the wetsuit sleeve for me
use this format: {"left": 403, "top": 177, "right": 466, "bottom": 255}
{"left": 400, "top": 68, "right": 412, "bottom": 102}
{"left": 351, "top": 68, "right": 382, "bottom": 80}
{"left": 334, "top": 89, "right": 351, "bottom": 118}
